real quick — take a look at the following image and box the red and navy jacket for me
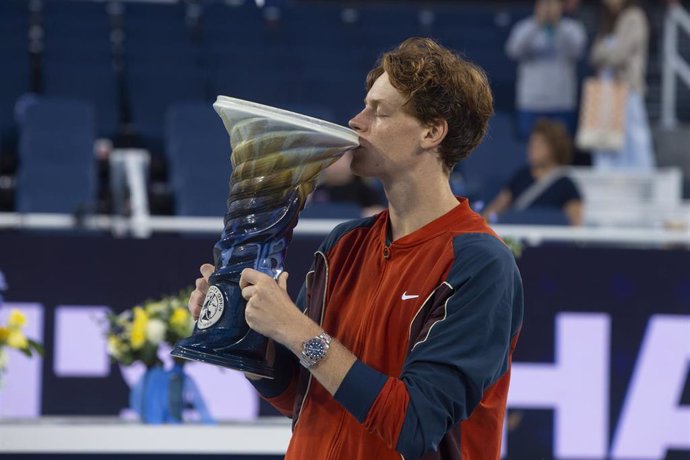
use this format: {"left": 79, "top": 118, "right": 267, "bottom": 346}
{"left": 251, "top": 198, "right": 524, "bottom": 460}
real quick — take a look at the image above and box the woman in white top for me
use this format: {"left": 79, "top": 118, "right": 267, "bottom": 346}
{"left": 590, "top": 0, "right": 655, "bottom": 170}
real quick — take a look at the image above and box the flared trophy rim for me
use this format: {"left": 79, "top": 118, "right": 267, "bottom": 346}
{"left": 213, "top": 96, "right": 360, "bottom": 146}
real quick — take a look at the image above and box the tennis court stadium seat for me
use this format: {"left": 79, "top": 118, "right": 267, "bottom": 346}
{"left": 165, "top": 101, "right": 231, "bottom": 217}
{"left": 16, "top": 99, "right": 97, "bottom": 213}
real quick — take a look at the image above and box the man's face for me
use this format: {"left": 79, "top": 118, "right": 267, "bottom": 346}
{"left": 348, "top": 72, "right": 428, "bottom": 180}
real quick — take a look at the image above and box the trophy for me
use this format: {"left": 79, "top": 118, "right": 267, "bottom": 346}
{"left": 171, "top": 96, "right": 359, "bottom": 378}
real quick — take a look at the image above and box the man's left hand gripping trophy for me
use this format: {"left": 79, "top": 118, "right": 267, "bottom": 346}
{"left": 171, "top": 97, "right": 359, "bottom": 378}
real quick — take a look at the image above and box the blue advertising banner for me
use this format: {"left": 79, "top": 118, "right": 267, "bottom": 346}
{"left": 0, "top": 233, "right": 688, "bottom": 459}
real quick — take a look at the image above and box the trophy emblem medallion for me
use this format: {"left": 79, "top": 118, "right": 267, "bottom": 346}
{"left": 197, "top": 286, "right": 225, "bottom": 330}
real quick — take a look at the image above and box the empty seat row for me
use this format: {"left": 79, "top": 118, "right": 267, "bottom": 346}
{"left": 0, "top": 0, "right": 523, "bottom": 151}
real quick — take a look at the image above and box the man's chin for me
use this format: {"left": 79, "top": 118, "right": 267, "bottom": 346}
{"left": 349, "top": 156, "right": 368, "bottom": 177}
{"left": 350, "top": 148, "right": 378, "bottom": 178}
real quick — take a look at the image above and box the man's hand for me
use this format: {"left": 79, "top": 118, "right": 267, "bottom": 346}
{"left": 239, "top": 268, "right": 356, "bottom": 395}
{"left": 240, "top": 268, "right": 309, "bottom": 345}
{"left": 188, "top": 263, "right": 214, "bottom": 320}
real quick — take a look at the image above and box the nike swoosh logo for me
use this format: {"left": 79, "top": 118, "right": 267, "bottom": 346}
{"left": 401, "top": 292, "right": 420, "bottom": 300}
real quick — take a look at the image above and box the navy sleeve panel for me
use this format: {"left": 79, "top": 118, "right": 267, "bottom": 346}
{"left": 248, "top": 264, "right": 309, "bottom": 398}
{"left": 395, "top": 233, "right": 524, "bottom": 459}
{"left": 334, "top": 360, "right": 389, "bottom": 422}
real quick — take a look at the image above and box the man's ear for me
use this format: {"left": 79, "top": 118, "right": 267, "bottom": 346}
{"left": 420, "top": 118, "right": 448, "bottom": 150}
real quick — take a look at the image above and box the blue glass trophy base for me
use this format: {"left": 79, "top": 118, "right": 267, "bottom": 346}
{"left": 171, "top": 280, "right": 275, "bottom": 379}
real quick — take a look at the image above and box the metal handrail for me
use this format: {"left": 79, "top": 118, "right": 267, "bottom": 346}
{"left": 0, "top": 212, "right": 688, "bottom": 246}
{"left": 661, "top": 3, "right": 690, "bottom": 128}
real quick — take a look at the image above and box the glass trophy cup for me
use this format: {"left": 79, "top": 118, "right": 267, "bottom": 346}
{"left": 171, "top": 96, "right": 359, "bottom": 378}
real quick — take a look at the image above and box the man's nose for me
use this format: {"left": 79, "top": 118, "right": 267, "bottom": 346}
{"left": 348, "top": 110, "right": 365, "bottom": 132}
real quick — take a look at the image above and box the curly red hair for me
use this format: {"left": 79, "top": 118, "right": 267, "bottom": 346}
{"left": 366, "top": 37, "right": 494, "bottom": 171}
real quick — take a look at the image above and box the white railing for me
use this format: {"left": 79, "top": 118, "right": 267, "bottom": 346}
{"left": 1, "top": 212, "right": 689, "bottom": 246}
{"left": 109, "top": 149, "right": 151, "bottom": 238}
{"left": 661, "top": 3, "right": 690, "bottom": 129}
{"left": 567, "top": 167, "right": 686, "bottom": 227}
{"left": 0, "top": 418, "right": 292, "bottom": 454}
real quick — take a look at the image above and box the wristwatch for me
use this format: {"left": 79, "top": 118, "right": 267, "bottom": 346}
{"left": 300, "top": 332, "right": 332, "bottom": 369}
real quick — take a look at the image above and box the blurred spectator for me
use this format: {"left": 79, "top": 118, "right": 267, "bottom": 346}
{"left": 483, "top": 119, "right": 583, "bottom": 225}
{"left": 506, "top": 0, "right": 587, "bottom": 139}
{"left": 589, "top": 0, "right": 655, "bottom": 170}
{"left": 310, "top": 151, "right": 385, "bottom": 217}
{"left": 563, "top": 0, "right": 582, "bottom": 15}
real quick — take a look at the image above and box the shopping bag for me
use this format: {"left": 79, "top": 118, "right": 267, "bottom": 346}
{"left": 576, "top": 77, "right": 628, "bottom": 151}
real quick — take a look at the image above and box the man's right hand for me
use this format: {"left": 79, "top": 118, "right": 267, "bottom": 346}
{"left": 187, "top": 263, "right": 272, "bottom": 381}
{"left": 189, "top": 263, "right": 214, "bottom": 320}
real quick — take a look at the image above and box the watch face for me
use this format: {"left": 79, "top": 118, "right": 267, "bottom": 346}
{"left": 304, "top": 338, "right": 326, "bottom": 360}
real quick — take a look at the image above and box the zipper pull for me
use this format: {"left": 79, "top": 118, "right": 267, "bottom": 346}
{"left": 383, "top": 246, "right": 390, "bottom": 260}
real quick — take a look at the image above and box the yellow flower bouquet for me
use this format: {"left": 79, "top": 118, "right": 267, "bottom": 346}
{"left": 0, "top": 309, "right": 43, "bottom": 382}
{"left": 106, "top": 290, "right": 213, "bottom": 424}
{"left": 106, "top": 291, "right": 194, "bottom": 367}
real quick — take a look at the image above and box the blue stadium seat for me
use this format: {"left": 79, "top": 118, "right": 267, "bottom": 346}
{"left": 296, "top": 44, "right": 367, "bottom": 76}
{"left": 352, "top": 5, "right": 421, "bottom": 31}
{"left": 16, "top": 164, "right": 95, "bottom": 214}
{"left": 125, "top": 42, "right": 201, "bottom": 69}
{"left": 351, "top": 6, "right": 425, "bottom": 62}
{"left": 279, "top": 104, "right": 336, "bottom": 123}
{"left": 165, "top": 101, "right": 232, "bottom": 217}
{"left": 19, "top": 98, "right": 95, "bottom": 143}
{"left": 126, "top": 67, "right": 207, "bottom": 148}
{"left": 41, "top": 1, "right": 112, "bottom": 61}
{"left": 41, "top": 1, "right": 116, "bottom": 137}
{"left": 123, "top": 1, "right": 187, "bottom": 28}
{"left": 278, "top": 5, "right": 354, "bottom": 49}
{"left": 41, "top": 0, "right": 111, "bottom": 26}
{"left": 174, "top": 172, "right": 231, "bottom": 217}
{"left": 433, "top": 5, "right": 519, "bottom": 31}
{"left": 212, "top": 64, "right": 301, "bottom": 107}
{"left": 17, "top": 99, "right": 96, "bottom": 213}
{"left": 300, "top": 69, "right": 366, "bottom": 125}
{"left": 0, "top": 0, "right": 29, "bottom": 44}
{"left": 208, "top": 44, "right": 295, "bottom": 72}
{"left": 459, "top": 112, "right": 526, "bottom": 207}
{"left": 124, "top": 21, "right": 193, "bottom": 49}
{"left": 121, "top": 1, "right": 203, "bottom": 148}
{"left": 42, "top": 60, "right": 119, "bottom": 138}
{"left": 202, "top": 3, "right": 267, "bottom": 40}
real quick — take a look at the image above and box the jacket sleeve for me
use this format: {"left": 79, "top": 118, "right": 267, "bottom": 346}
{"left": 247, "top": 279, "right": 305, "bottom": 417}
{"left": 333, "top": 235, "right": 523, "bottom": 459}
